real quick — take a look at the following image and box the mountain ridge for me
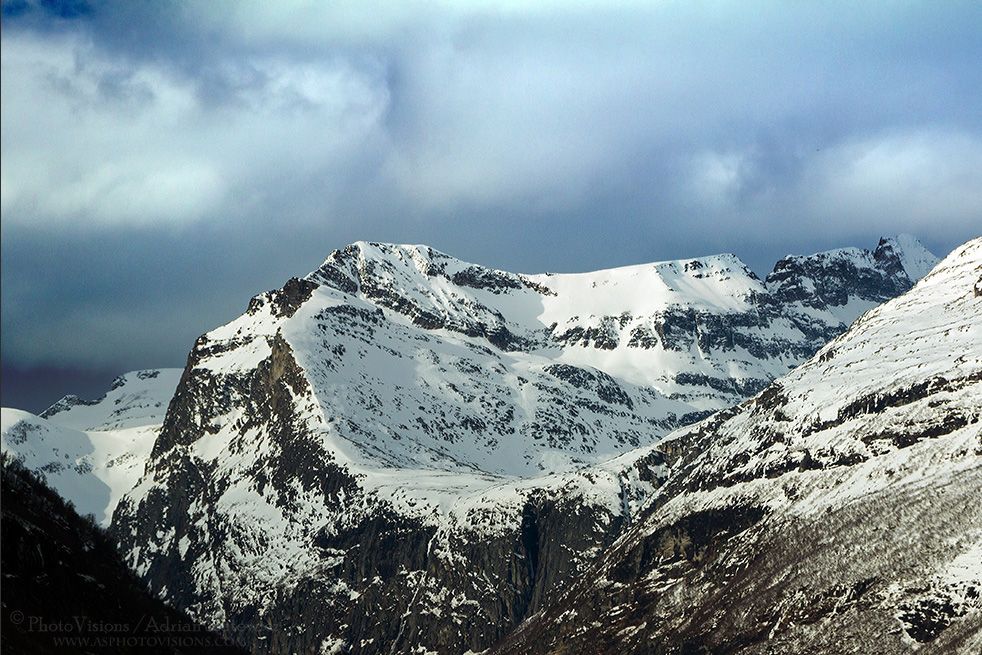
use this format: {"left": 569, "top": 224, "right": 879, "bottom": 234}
{"left": 1, "top": 369, "right": 182, "bottom": 525}
{"left": 106, "top": 234, "right": 943, "bottom": 653}
{"left": 492, "top": 237, "right": 982, "bottom": 654}
{"left": 1, "top": 233, "right": 957, "bottom": 655}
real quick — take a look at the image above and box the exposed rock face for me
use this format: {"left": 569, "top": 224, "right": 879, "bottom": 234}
{"left": 95, "top": 236, "right": 944, "bottom": 654}
{"left": 113, "top": 334, "right": 360, "bottom": 632}
{"left": 492, "top": 238, "right": 982, "bottom": 655}
{"left": 241, "top": 492, "right": 628, "bottom": 654}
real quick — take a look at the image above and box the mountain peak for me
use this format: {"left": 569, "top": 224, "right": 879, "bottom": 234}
{"left": 324, "top": 238, "right": 934, "bottom": 293}
{"left": 875, "top": 233, "right": 939, "bottom": 282}
{"left": 762, "top": 236, "right": 936, "bottom": 316}
{"left": 39, "top": 368, "right": 181, "bottom": 432}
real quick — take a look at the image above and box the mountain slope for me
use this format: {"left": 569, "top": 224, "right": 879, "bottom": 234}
{"left": 0, "top": 369, "right": 181, "bottom": 525}
{"left": 40, "top": 368, "right": 181, "bottom": 431}
{"left": 100, "top": 236, "right": 937, "bottom": 654}
{"left": 493, "top": 237, "right": 982, "bottom": 654}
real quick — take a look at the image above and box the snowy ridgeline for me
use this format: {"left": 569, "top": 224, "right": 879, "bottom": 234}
{"left": 0, "top": 369, "right": 182, "bottom": 525}
{"left": 4, "top": 234, "right": 974, "bottom": 655}
{"left": 1, "top": 234, "right": 934, "bottom": 526}
{"left": 195, "top": 232, "right": 935, "bottom": 480}
{"left": 494, "top": 238, "right": 982, "bottom": 655}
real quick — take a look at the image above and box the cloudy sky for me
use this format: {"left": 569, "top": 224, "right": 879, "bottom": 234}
{"left": 2, "top": 0, "right": 981, "bottom": 410}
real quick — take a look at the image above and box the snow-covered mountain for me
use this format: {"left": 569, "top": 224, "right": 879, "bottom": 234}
{"left": 494, "top": 238, "right": 982, "bottom": 654}
{"left": 39, "top": 367, "right": 180, "bottom": 431}
{"left": 0, "top": 234, "right": 951, "bottom": 653}
{"left": 150, "top": 234, "right": 933, "bottom": 472}
{"left": 41, "top": 234, "right": 926, "bottom": 653}
{"left": 0, "top": 369, "right": 181, "bottom": 524}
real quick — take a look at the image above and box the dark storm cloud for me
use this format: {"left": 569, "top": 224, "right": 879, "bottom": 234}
{"left": 2, "top": 1, "right": 981, "bottom": 408}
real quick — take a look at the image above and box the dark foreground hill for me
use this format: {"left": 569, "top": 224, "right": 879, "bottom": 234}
{"left": 0, "top": 454, "right": 245, "bottom": 655}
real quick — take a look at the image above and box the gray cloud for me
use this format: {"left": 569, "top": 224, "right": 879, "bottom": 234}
{"left": 2, "top": 1, "right": 981, "bottom": 408}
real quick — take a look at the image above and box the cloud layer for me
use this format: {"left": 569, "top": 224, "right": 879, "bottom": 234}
{"left": 2, "top": 1, "right": 981, "bottom": 405}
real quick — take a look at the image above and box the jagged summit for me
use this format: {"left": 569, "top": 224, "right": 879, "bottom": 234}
{"left": 875, "top": 232, "right": 939, "bottom": 281}
{"left": 769, "top": 233, "right": 935, "bottom": 279}
{"left": 307, "top": 240, "right": 764, "bottom": 318}
{"left": 764, "top": 233, "right": 937, "bottom": 322}
{"left": 315, "top": 240, "right": 756, "bottom": 276}
{"left": 319, "top": 234, "right": 932, "bottom": 286}
{"left": 308, "top": 237, "right": 936, "bottom": 351}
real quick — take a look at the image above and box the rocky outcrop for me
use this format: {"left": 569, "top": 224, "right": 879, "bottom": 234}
{"left": 248, "top": 277, "right": 320, "bottom": 318}
{"left": 113, "top": 331, "right": 359, "bottom": 630}
{"left": 39, "top": 394, "right": 99, "bottom": 418}
{"left": 235, "top": 492, "right": 626, "bottom": 654}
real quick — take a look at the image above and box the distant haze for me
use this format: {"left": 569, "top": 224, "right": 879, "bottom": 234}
{"left": 2, "top": 1, "right": 981, "bottom": 411}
